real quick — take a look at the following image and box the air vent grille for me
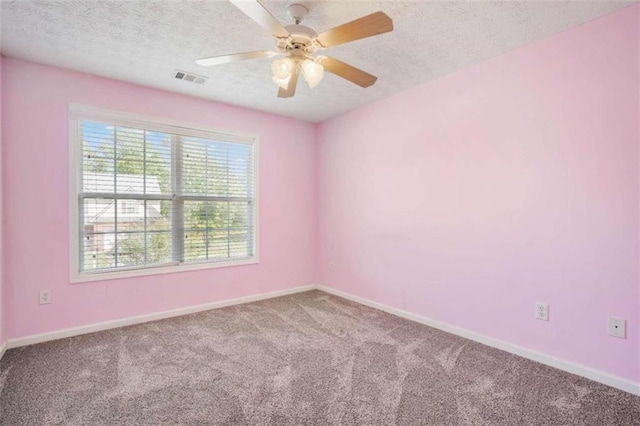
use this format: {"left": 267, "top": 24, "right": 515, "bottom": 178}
{"left": 174, "top": 70, "right": 207, "bottom": 85}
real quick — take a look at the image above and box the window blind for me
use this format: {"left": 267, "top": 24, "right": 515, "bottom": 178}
{"left": 78, "top": 120, "right": 255, "bottom": 274}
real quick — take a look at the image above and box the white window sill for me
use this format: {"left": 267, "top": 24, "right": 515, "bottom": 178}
{"left": 70, "top": 257, "right": 259, "bottom": 283}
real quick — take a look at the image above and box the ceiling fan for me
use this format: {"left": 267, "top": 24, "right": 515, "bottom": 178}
{"left": 196, "top": 0, "right": 394, "bottom": 98}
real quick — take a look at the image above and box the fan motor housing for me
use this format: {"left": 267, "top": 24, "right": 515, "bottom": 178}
{"left": 278, "top": 24, "right": 319, "bottom": 54}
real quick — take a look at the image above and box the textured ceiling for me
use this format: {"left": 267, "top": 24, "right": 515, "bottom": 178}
{"left": 1, "top": 0, "right": 636, "bottom": 122}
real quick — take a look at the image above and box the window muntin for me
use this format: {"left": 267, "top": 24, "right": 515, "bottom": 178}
{"left": 74, "top": 115, "right": 256, "bottom": 278}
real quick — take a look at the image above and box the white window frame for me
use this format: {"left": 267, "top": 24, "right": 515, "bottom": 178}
{"left": 68, "top": 104, "right": 259, "bottom": 283}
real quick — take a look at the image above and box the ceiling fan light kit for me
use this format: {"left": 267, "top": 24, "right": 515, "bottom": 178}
{"left": 271, "top": 56, "right": 324, "bottom": 90}
{"left": 196, "top": 0, "right": 394, "bottom": 98}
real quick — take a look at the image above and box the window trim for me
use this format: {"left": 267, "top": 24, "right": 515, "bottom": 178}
{"left": 68, "top": 104, "right": 260, "bottom": 283}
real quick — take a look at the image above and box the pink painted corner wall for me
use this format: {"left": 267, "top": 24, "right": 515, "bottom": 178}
{"left": 317, "top": 5, "right": 640, "bottom": 383}
{"left": 638, "top": 5, "right": 640, "bottom": 373}
{"left": 0, "top": 55, "right": 4, "bottom": 346}
{"left": 1, "top": 57, "right": 317, "bottom": 339}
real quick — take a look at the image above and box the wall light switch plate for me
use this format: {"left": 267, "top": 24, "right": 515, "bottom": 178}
{"left": 535, "top": 302, "right": 549, "bottom": 321}
{"left": 608, "top": 317, "right": 626, "bottom": 339}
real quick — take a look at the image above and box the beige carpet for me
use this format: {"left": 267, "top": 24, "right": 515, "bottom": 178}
{"left": 0, "top": 290, "right": 638, "bottom": 425}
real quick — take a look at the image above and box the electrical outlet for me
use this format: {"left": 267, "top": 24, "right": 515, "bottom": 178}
{"left": 608, "top": 317, "right": 626, "bottom": 339}
{"left": 328, "top": 262, "right": 335, "bottom": 272}
{"left": 535, "top": 302, "right": 548, "bottom": 321}
{"left": 40, "top": 290, "right": 51, "bottom": 305}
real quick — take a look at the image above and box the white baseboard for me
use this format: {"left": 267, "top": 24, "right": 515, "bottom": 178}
{"left": 6, "top": 285, "right": 316, "bottom": 349}
{"left": 0, "top": 341, "right": 6, "bottom": 362}
{"left": 317, "top": 285, "right": 640, "bottom": 396}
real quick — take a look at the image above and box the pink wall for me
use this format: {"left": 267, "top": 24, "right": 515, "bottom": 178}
{"left": 317, "top": 5, "right": 639, "bottom": 383}
{"left": 1, "top": 57, "right": 317, "bottom": 339}
{"left": 637, "top": 7, "right": 640, "bottom": 366}
{"left": 0, "top": 55, "right": 4, "bottom": 346}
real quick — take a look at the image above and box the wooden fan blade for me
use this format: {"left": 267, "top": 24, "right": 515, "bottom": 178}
{"left": 319, "top": 56, "right": 377, "bottom": 88}
{"left": 196, "top": 50, "right": 277, "bottom": 67}
{"left": 229, "top": 0, "right": 290, "bottom": 38}
{"left": 278, "top": 66, "right": 299, "bottom": 98}
{"left": 315, "top": 11, "right": 393, "bottom": 48}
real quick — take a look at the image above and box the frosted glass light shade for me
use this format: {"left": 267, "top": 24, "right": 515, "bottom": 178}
{"left": 301, "top": 59, "right": 324, "bottom": 89}
{"left": 271, "top": 58, "right": 294, "bottom": 79}
{"left": 272, "top": 75, "right": 291, "bottom": 90}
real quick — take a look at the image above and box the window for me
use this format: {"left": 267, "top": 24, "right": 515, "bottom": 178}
{"left": 69, "top": 105, "right": 258, "bottom": 282}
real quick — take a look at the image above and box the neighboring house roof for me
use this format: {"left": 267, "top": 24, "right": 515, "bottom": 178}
{"left": 83, "top": 172, "right": 162, "bottom": 194}
{"left": 84, "top": 173, "right": 164, "bottom": 224}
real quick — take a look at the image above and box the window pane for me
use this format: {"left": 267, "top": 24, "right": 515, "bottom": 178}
{"left": 184, "top": 201, "right": 207, "bottom": 231}
{"left": 84, "top": 198, "right": 114, "bottom": 232}
{"left": 115, "top": 126, "right": 144, "bottom": 180}
{"left": 182, "top": 139, "right": 211, "bottom": 196}
{"left": 229, "top": 230, "right": 249, "bottom": 258}
{"left": 147, "top": 200, "right": 171, "bottom": 231}
{"left": 82, "top": 121, "right": 115, "bottom": 176}
{"left": 82, "top": 198, "right": 116, "bottom": 272}
{"left": 177, "top": 202, "right": 252, "bottom": 262}
{"left": 228, "top": 143, "right": 253, "bottom": 198}
{"left": 205, "top": 228, "right": 250, "bottom": 260}
{"left": 207, "top": 230, "right": 228, "bottom": 259}
{"left": 117, "top": 199, "right": 144, "bottom": 232}
{"left": 145, "top": 131, "right": 172, "bottom": 195}
{"left": 209, "top": 201, "right": 229, "bottom": 229}
{"left": 183, "top": 202, "right": 232, "bottom": 234}
{"left": 146, "top": 231, "right": 172, "bottom": 265}
{"left": 83, "top": 232, "right": 115, "bottom": 270}
{"left": 82, "top": 121, "right": 116, "bottom": 194}
{"left": 184, "top": 201, "right": 208, "bottom": 263}
{"left": 81, "top": 198, "right": 115, "bottom": 270}
{"left": 83, "top": 169, "right": 116, "bottom": 194}
{"left": 117, "top": 232, "right": 146, "bottom": 267}
{"left": 184, "top": 230, "right": 207, "bottom": 263}
{"left": 229, "top": 201, "right": 249, "bottom": 229}
{"left": 145, "top": 199, "right": 172, "bottom": 266}
{"left": 181, "top": 137, "right": 254, "bottom": 198}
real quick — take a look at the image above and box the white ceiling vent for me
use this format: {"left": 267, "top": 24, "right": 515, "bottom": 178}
{"left": 174, "top": 70, "right": 207, "bottom": 85}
